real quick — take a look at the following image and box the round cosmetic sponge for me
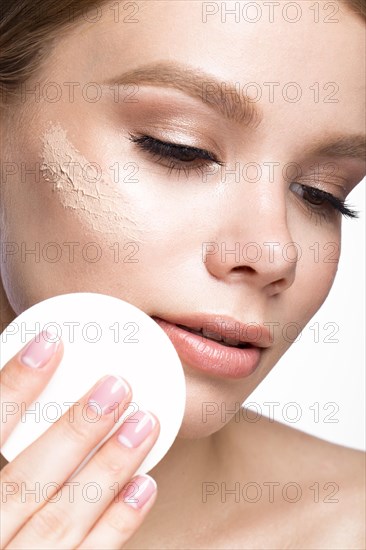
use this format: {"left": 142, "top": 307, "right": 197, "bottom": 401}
{"left": 0, "top": 292, "right": 186, "bottom": 477}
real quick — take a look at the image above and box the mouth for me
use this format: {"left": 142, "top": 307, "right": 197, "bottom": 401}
{"left": 175, "top": 324, "right": 251, "bottom": 349}
{"left": 152, "top": 316, "right": 265, "bottom": 379}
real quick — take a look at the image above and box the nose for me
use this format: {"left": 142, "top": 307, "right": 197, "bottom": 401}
{"left": 203, "top": 184, "right": 297, "bottom": 296}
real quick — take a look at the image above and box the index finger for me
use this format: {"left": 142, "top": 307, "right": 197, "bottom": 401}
{"left": 0, "top": 330, "right": 63, "bottom": 445}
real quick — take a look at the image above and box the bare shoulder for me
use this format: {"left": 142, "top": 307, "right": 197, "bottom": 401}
{"left": 233, "top": 406, "right": 365, "bottom": 477}
{"left": 281, "top": 421, "right": 366, "bottom": 548}
{"left": 224, "top": 411, "right": 365, "bottom": 548}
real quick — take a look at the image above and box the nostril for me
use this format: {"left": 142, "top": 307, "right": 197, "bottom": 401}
{"left": 232, "top": 265, "right": 256, "bottom": 274}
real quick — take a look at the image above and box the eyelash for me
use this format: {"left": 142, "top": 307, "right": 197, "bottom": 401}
{"left": 129, "top": 133, "right": 224, "bottom": 177}
{"left": 129, "top": 134, "right": 358, "bottom": 221}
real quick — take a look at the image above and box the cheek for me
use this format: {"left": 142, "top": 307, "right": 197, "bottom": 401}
{"left": 0, "top": 142, "right": 189, "bottom": 315}
{"left": 279, "top": 216, "right": 341, "bottom": 338}
{"left": 0, "top": 190, "right": 146, "bottom": 315}
{"left": 299, "top": 247, "right": 339, "bottom": 317}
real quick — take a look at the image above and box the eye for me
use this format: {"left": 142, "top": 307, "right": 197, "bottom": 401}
{"left": 298, "top": 186, "right": 326, "bottom": 206}
{"left": 128, "top": 134, "right": 223, "bottom": 176}
{"left": 290, "top": 182, "right": 358, "bottom": 220}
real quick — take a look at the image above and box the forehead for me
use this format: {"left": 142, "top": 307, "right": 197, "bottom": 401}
{"left": 44, "top": 0, "right": 365, "bottom": 133}
{"left": 61, "top": 1, "right": 364, "bottom": 75}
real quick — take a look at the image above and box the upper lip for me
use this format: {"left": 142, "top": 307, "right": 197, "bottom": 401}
{"left": 152, "top": 313, "right": 272, "bottom": 348}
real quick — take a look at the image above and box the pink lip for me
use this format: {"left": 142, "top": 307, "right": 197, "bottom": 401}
{"left": 153, "top": 317, "right": 265, "bottom": 379}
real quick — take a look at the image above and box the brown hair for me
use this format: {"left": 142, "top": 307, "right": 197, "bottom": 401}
{"left": 0, "top": 0, "right": 365, "bottom": 104}
{"left": 0, "top": 0, "right": 108, "bottom": 103}
{"left": 347, "top": 0, "right": 366, "bottom": 18}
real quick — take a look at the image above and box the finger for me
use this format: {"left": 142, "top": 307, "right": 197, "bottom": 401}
{"left": 7, "top": 409, "right": 159, "bottom": 550}
{"left": 47, "top": 409, "right": 159, "bottom": 538}
{"left": 8, "top": 410, "right": 160, "bottom": 550}
{"left": 0, "top": 330, "right": 64, "bottom": 444}
{"left": 77, "top": 475, "right": 157, "bottom": 550}
{"left": 1, "top": 375, "right": 132, "bottom": 547}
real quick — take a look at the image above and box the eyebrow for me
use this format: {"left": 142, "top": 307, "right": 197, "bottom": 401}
{"left": 310, "top": 135, "right": 366, "bottom": 162}
{"left": 105, "top": 61, "right": 262, "bottom": 127}
{"left": 105, "top": 61, "right": 366, "bottom": 162}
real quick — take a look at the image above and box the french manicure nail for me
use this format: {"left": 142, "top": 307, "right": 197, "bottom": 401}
{"left": 88, "top": 376, "right": 130, "bottom": 415}
{"left": 20, "top": 330, "right": 60, "bottom": 369}
{"left": 117, "top": 409, "right": 156, "bottom": 448}
{"left": 123, "top": 475, "right": 157, "bottom": 509}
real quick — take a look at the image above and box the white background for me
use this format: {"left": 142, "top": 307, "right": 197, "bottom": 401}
{"left": 244, "top": 179, "right": 365, "bottom": 451}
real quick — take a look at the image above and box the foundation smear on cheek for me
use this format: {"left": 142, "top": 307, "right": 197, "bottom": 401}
{"left": 40, "top": 123, "right": 141, "bottom": 237}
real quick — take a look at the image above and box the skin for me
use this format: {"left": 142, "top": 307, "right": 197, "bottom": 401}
{"left": 0, "top": 0, "right": 365, "bottom": 548}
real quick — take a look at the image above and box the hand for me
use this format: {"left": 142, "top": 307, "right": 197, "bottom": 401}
{"left": 0, "top": 330, "right": 160, "bottom": 549}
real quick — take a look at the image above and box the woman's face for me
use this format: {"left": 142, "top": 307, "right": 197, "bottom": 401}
{"left": 1, "top": 1, "right": 364, "bottom": 437}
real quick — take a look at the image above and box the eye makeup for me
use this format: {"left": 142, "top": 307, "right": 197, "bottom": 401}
{"left": 128, "top": 133, "right": 223, "bottom": 177}
{"left": 112, "top": 88, "right": 360, "bottom": 219}
{"left": 109, "top": 85, "right": 229, "bottom": 156}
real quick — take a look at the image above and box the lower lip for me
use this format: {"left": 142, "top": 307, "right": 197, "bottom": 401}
{"left": 153, "top": 318, "right": 262, "bottom": 379}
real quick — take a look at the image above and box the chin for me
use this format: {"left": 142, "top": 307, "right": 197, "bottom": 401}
{"left": 174, "top": 365, "right": 244, "bottom": 440}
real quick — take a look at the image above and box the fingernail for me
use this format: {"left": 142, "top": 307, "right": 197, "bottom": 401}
{"left": 123, "top": 475, "right": 157, "bottom": 509}
{"left": 88, "top": 376, "right": 130, "bottom": 415}
{"left": 117, "top": 409, "right": 156, "bottom": 448}
{"left": 20, "top": 330, "right": 60, "bottom": 369}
